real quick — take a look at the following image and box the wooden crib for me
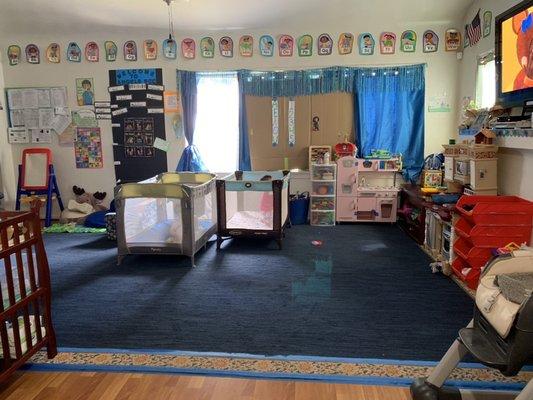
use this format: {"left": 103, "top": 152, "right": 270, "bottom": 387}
{"left": 0, "top": 201, "right": 56, "bottom": 383}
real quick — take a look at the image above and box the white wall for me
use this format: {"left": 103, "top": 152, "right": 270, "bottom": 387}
{"left": 0, "top": 56, "right": 16, "bottom": 208}
{"left": 1, "top": 19, "right": 462, "bottom": 211}
{"left": 459, "top": 0, "right": 533, "bottom": 200}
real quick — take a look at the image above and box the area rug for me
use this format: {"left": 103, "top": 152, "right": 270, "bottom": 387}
{"left": 24, "top": 349, "right": 530, "bottom": 392}
{"left": 43, "top": 223, "right": 106, "bottom": 234}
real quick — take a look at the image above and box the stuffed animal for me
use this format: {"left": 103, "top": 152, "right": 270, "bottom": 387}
{"left": 72, "top": 186, "right": 107, "bottom": 212}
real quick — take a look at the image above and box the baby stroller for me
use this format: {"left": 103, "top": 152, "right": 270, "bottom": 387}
{"left": 411, "top": 249, "right": 533, "bottom": 400}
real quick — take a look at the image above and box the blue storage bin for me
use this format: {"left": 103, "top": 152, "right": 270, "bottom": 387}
{"left": 290, "top": 192, "right": 309, "bottom": 225}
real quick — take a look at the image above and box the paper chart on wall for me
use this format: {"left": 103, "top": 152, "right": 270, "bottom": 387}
{"left": 8, "top": 127, "right": 29, "bottom": 143}
{"left": 9, "top": 110, "right": 25, "bottom": 127}
{"left": 30, "top": 128, "right": 52, "bottom": 143}
{"left": 50, "top": 87, "right": 67, "bottom": 107}
{"left": 37, "top": 89, "right": 52, "bottom": 108}
{"left": 50, "top": 114, "right": 72, "bottom": 135}
{"left": 75, "top": 127, "right": 103, "bottom": 168}
{"left": 288, "top": 98, "right": 296, "bottom": 147}
{"left": 23, "top": 109, "right": 39, "bottom": 128}
{"left": 72, "top": 109, "right": 98, "bottom": 127}
{"left": 271, "top": 98, "right": 279, "bottom": 147}
{"left": 38, "top": 108, "right": 55, "bottom": 129}
{"left": 21, "top": 89, "right": 39, "bottom": 109}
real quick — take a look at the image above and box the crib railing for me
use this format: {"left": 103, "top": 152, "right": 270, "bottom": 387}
{"left": 0, "top": 201, "right": 56, "bottom": 383}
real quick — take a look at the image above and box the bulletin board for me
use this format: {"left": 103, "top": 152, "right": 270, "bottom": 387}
{"left": 108, "top": 68, "right": 167, "bottom": 183}
{"left": 5, "top": 86, "right": 70, "bottom": 144}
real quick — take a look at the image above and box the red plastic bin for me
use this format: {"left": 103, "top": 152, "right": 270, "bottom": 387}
{"left": 453, "top": 237, "right": 493, "bottom": 269}
{"left": 454, "top": 218, "right": 532, "bottom": 247}
{"left": 455, "top": 196, "right": 533, "bottom": 226}
{"left": 452, "top": 257, "right": 482, "bottom": 290}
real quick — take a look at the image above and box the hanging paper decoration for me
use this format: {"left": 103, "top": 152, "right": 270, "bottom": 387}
{"left": 143, "top": 39, "right": 158, "bottom": 60}
{"left": 239, "top": 35, "right": 253, "bottom": 57}
{"left": 358, "top": 33, "right": 375, "bottom": 55}
{"left": 259, "top": 35, "right": 275, "bottom": 57}
{"left": 464, "top": 25, "right": 470, "bottom": 48}
{"left": 85, "top": 42, "right": 99, "bottom": 62}
{"left": 181, "top": 38, "right": 196, "bottom": 59}
{"left": 298, "top": 35, "right": 313, "bottom": 56}
{"left": 445, "top": 29, "right": 461, "bottom": 52}
{"left": 219, "top": 36, "right": 233, "bottom": 57}
{"left": 25, "top": 44, "right": 40, "bottom": 64}
{"left": 163, "top": 38, "right": 177, "bottom": 59}
{"left": 104, "top": 41, "right": 117, "bottom": 61}
{"left": 288, "top": 98, "right": 296, "bottom": 147}
{"left": 379, "top": 32, "right": 396, "bottom": 54}
{"left": 423, "top": 30, "right": 439, "bottom": 53}
{"left": 67, "top": 42, "right": 82, "bottom": 62}
{"left": 279, "top": 35, "right": 294, "bottom": 57}
{"left": 400, "top": 31, "right": 417, "bottom": 53}
{"left": 45, "top": 43, "right": 60, "bottom": 63}
{"left": 123, "top": 41, "right": 137, "bottom": 61}
{"left": 271, "top": 98, "right": 279, "bottom": 146}
{"left": 7, "top": 45, "right": 21, "bottom": 66}
{"left": 338, "top": 33, "right": 354, "bottom": 55}
{"left": 317, "top": 34, "right": 333, "bottom": 55}
{"left": 200, "top": 37, "right": 215, "bottom": 58}
{"left": 483, "top": 11, "right": 492, "bottom": 38}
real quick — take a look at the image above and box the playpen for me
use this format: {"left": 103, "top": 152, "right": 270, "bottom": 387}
{"left": 216, "top": 171, "right": 290, "bottom": 249}
{"left": 114, "top": 172, "right": 217, "bottom": 266}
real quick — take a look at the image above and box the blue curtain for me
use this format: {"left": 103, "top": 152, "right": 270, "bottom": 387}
{"left": 237, "top": 72, "right": 251, "bottom": 171}
{"left": 354, "top": 65, "right": 425, "bottom": 182}
{"left": 176, "top": 70, "right": 207, "bottom": 172}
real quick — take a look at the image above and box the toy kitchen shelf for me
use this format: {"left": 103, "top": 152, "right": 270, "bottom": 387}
{"left": 310, "top": 163, "right": 337, "bottom": 226}
{"left": 336, "top": 156, "right": 401, "bottom": 223}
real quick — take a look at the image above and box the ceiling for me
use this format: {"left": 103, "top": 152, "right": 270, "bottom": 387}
{"left": 0, "top": 0, "right": 474, "bottom": 36}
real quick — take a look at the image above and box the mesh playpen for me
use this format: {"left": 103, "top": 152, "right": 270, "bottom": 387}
{"left": 114, "top": 172, "right": 217, "bottom": 266}
{"left": 216, "top": 171, "right": 290, "bottom": 249}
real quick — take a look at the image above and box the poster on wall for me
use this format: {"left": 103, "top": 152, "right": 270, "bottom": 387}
{"left": 76, "top": 78, "right": 95, "bottom": 106}
{"left": 288, "top": 98, "right": 295, "bottom": 147}
{"left": 279, "top": 35, "right": 294, "bottom": 57}
{"left": 181, "top": 38, "right": 196, "bottom": 59}
{"left": 75, "top": 127, "right": 103, "bottom": 168}
{"left": 46, "top": 43, "right": 61, "bottom": 63}
{"left": 124, "top": 117, "right": 155, "bottom": 158}
{"left": 85, "top": 42, "right": 99, "bottom": 62}
{"left": 163, "top": 38, "right": 177, "bottom": 59}
{"left": 200, "top": 37, "right": 215, "bottom": 58}
{"left": 298, "top": 35, "right": 313, "bottom": 56}
{"left": 259, "top": 35, "right": 275, "bottom": 57}
{"left": 7, "top": 45, "right": 21, "bottom": 66}
{"left": 105, "top": 41, "right": 118, "bottom": 61}
{"left": 25, "top": 44, "right": 40, "bottom": 64}
{"left": 317, "top": 34, "right": 333, "bottom": 55}
{"left": 483, "top": 11, "right": 492, "bottom": 38}
{"left": 400, "top": 31, "right": 417, "bottom": 52}
{"left": 143, "top": 40, "right": 158, "bottom": 60}
{"left": 219, "top": 36, "right": 234, "bottom": 57}
{"left": 379, "top": 32, "right": 396, "bottom": 54}
{"left": 123, "top": 40, "right": 137, "bottom": 61}
{"left": 239, "top": 35, "right": 253, "bottom": 57}
{"left": 271, "top": 98, "right": 279, "bottom": 146}
{"left": 67, "top": 42, "right": 82, "bottom": 62}
{"left": 422, "top": 30, "right": 439, "bottom": 53}
{"left": 445, "top": 29, "right": 461, "bottom": 51}
{"left": 338, "top": 33, "right": 354, "bottom": 55}
{"left": 358, "top": 33, "right": 375, "bottom": 55}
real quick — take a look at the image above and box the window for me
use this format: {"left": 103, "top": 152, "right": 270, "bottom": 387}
{"left": 194, "top": 72, "right": 239, "bottom": 172}
{"left": 476, "top": 52, "right": 496, "bottom": 109}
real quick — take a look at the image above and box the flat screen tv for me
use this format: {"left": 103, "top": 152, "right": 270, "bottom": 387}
{"left": 496, "top": 0, "right": 533, "bottom": 107}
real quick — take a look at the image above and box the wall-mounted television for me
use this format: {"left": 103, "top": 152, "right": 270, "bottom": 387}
{"left": 496, "top": 0, "right": 533, "bottom": 107}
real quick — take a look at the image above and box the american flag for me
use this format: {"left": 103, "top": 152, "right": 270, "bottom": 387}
{"left": 467, "top": 9, "right": 482, "bottom": 45}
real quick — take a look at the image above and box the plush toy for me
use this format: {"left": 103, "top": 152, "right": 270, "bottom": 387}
{"left": 72, "top": 186, "right": 107, "bottom": 212}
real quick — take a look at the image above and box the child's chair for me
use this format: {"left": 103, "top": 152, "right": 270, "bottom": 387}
{"left": 15, "top": 148, "right": 64, "bottom": 227}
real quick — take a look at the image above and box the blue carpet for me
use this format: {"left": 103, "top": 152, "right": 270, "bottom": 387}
{"left": 44, "top": 224, "right": 473, "bottom": 361}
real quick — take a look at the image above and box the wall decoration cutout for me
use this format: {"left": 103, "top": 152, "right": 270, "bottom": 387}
{"left": 464, "top": 25, "right": 470, "bottom": 48}
{"left": 400, "top": 31, "right": 417, "bottom": 53}
{"left": 239, "top": 35, "right": 253, "bottom": 57}
{"left": 288, "top": 98, "right": 295, "bottom": 147}
{"left": 181, "top": 38, "right": 196, "bottom": 59}
{"left": 298, "top": 35, "right": 313, "bottom": 57}
{"left": 163, "top": 38, "right": 177, "bottom": 59}
{"left": 7, "top": 45, "right": 21, "bottom": 66}
{"left": 25, "top": 44, "right": 40, "bottom": 64}
{"left": 105, "top": 41, "right": 118, "bottom": 61}
{"left": 259, "top": 35, "right": 275, "bottom": 57}
{"left": 143, "top": 40, "right": 158, "bottom": 60}
{"left": 124, "top": 41, "right": 137, "bottom": 61}
{"left": 312, "top": 115, "right": 320, "bottom": 131}
{"left": 338, "top": 33, "right": 354, "bottom": 55}
{"left": 279, "top": 35, "right": 294, "bottom": 57}
{"left": 423, "top": 30, "right": 439, "bottom": 53}
{"left": 317, "top": 34, "right": 333, "bottom": 55}
{"left": 76, "top": 78, "right": 95, "bottom": 106}
{"left": 67, "top": 42, "right": 82, "bottom": 62}
{"left": 358, "top": 33, "right": 375, "bottom": 55}
{"left": 271, "top": 98, "right": 279, "bottom": 146}
{"left": 483, "top": 11, "right": 492, "bottom": 38}
{"left": 379, "top": 32, "right": 396, "bottom": 54}
{"left": 75, "top": 127, "right": 103, "bottom": 169}
{"left": 200, "top": 37, "right": 215, "bottom": 58}
{"left": 85, "top": 42, "right": 99, "bottom": 62}
{"left": 219, "top": 36, "right": 234, "bottom": 57}
{"left": 46, "top": 43, "right": 60, "bottom": 63}
{"left": 445, "top": 29, "right": 461, "bottom": 52}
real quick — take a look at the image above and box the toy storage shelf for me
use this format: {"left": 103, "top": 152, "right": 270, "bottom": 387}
{"left": 310, "top": 163, "right": 336, "bottom": 226}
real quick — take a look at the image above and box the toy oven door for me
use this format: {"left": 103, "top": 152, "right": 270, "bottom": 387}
{"left": 356, "top": 194, "right": 377, "bottom": 221}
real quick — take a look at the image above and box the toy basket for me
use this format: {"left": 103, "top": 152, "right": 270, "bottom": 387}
{"left": 454, "top": 237, "right": 493, "bottom": 269}
{"left": 454, "top": 218, "right": 532, "bottom": 247}
{"left": 452, "top": 257, "right": 482, "bottom": 290}
{"left": 455, "top": 196, "right": 533, "bottom": 226}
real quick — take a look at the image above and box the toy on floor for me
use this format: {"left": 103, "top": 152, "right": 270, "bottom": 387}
{"left": 72, "top": 186, "right": 107, "bottom": 212}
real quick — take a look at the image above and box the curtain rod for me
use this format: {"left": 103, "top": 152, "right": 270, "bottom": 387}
{"left": 177, "top": 63, "right": 427, "bottom": 73}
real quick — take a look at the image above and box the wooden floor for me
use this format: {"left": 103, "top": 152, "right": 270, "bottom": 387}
{"left": 0, "top": 371, "right": 412, "bottom": 400}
